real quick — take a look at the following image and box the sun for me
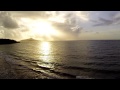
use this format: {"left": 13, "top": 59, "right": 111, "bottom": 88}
{"left": 20, "top": 18, "right": 62, "bottom": 41}
{"left": 31, "top": 20, "right": 57, "bottom": 37}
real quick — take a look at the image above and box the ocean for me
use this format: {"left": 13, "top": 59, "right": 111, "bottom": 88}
{"left": 0, "top": 40, "right": 120, "bottom": 79}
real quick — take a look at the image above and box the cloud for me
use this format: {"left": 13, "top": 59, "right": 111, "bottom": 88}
{"left": 21, "top": 11, "right": 86, "bottom": 40}
{"left": 1, "top": 11, "right": 120, "bottom": 41}
{"left": 51, "top": 21, "right": 84, "bottom": 40}
{"left": 0, "top": 11, "right": 32, "bottom": 40}
{"left": 90, "top": 11, "right": 120, "bottom": 27}
{"left": 11, "top": 11, "right": 60, "bottom": 20}
{"left": 2, "top": 17, "right": 19, "bottom": 29}
{"left": 113, "top": 13, "right": 120, "bottom": 24}
{"left": 0, "top": 11, "right": 19, "bottom": 29}
{"left": 12, "top": 11, "right": 86, "bottom": 30}
{"left": 93, "top": 17, "right": 114, "bottom": 26}
{"left": 92, "top": 17, "right": 120, "bottom": 26}
{"left": 11, "top": 11, "right": 46, "bottom": 17}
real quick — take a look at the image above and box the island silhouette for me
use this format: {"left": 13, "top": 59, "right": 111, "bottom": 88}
{"left": 0, "top": 39, "right": 19, "bottom": 44}
{"left": 21, "top": 38, "right": 35, "bottom": 41}
{"left": 20, "top": 38, "right": 39, "bottom": 42}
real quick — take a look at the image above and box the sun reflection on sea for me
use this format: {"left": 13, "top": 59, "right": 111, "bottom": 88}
{"left": 37, "top": 41, "right": 55, "bottom": 69}
{"left": 39, "top": 42, "right": 53, "bottom": 62}
{"left": 41, "top": 42, "right": 50, "bottom": 55}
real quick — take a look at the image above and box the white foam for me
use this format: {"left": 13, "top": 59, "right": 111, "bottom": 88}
{"left": 76, "top": 76, "right": 93, "bottom": 79}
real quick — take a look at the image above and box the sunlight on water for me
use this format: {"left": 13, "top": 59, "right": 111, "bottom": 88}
{"left": 1, "top": 40, "right": 120, "bottom": 79}
{"left": 41, "top": 42, "right": 51, "bottom": 55}
{"left": 39, "top": 42, "right": 53, "bottom": 62}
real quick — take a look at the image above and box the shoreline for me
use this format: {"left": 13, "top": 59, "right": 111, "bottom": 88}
{"left": 0, "top": 54, "right": 51, "bottom": 79}
{"left": 0, "top": 56, "right": 16, "bottom": 79}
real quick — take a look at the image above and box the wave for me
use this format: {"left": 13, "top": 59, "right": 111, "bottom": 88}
{"left": 1, "top": 51, "right": 120, "bottom": 79}
{"left": 0, "top": 52, "right": 93, "bottom": 79}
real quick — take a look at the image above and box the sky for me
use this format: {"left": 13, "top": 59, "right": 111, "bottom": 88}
{"left": 0, "top": 11, "right": 120, "bottom": 41}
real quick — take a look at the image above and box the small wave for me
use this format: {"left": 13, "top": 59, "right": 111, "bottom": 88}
{"left": 63, "top": 65, "right": 120, "bottom": 74}
{"left": 76, "top": 76, "right": 94, "bottom": 79}
{"left": 31, "top": 62, "right": 76, "bottom": 79}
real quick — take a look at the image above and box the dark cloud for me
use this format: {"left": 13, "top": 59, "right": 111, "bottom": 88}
{"left": 2, "top": 17, "right": 19, "bottom": 29}
{"left": 93, "top": 18, "right": 114, "bottom": 26}
{"left": 52, "top": 21, "right": 83, "bottom": 32}
{"left": 99, "top": 17, "right": 113, "bottom": 23}
{"left": 0, "top": 11, "right": 19, "bottom": 29}
{"left": 0, "top": 11, "right": 31, "bottom": 40}
{"left": 92, "top": 17, "right": 116, "bottom": 26}
{"left": 90, "top": 20, "right": 99, "bottom": 23}
{"left": 47, "top": 12, "right": 84, "bottom": 39}
{"left": 91, "top": 12, "right": 120, "bottom": 27}
{"left": 51, "top": 12, "right": 82, "bottom": 31}
{"left": 51, "top": 21, "right": 83, "bottom": 39}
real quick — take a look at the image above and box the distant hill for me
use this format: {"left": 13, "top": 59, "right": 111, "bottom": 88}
{"left": 21, "top": 38, "right": 38, "bottom": 41}
{"left": 0, "top": 39, "right": 19, "bottom": 44}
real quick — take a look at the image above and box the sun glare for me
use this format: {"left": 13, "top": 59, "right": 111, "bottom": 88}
{"left": 25, "top": 20, "right": 62, "bottom": 41}
{"left": 41, "top": 42, "right": 51, "bottom": 55}
{"left": 31, "top": 21, "right": 58, "bottom": 37}
{"left": 20, "top": 18, "right": 63, "bottom": 41}
{"left": 39, "top": 42, "right": 53, "bottom": 62}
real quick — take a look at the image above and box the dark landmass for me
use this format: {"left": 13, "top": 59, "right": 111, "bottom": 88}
{"left": 21, "top": 38, "right": 39, "bottom": 41}
{"left": 0, "top": 39, "right": 19, "bottom": 44}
